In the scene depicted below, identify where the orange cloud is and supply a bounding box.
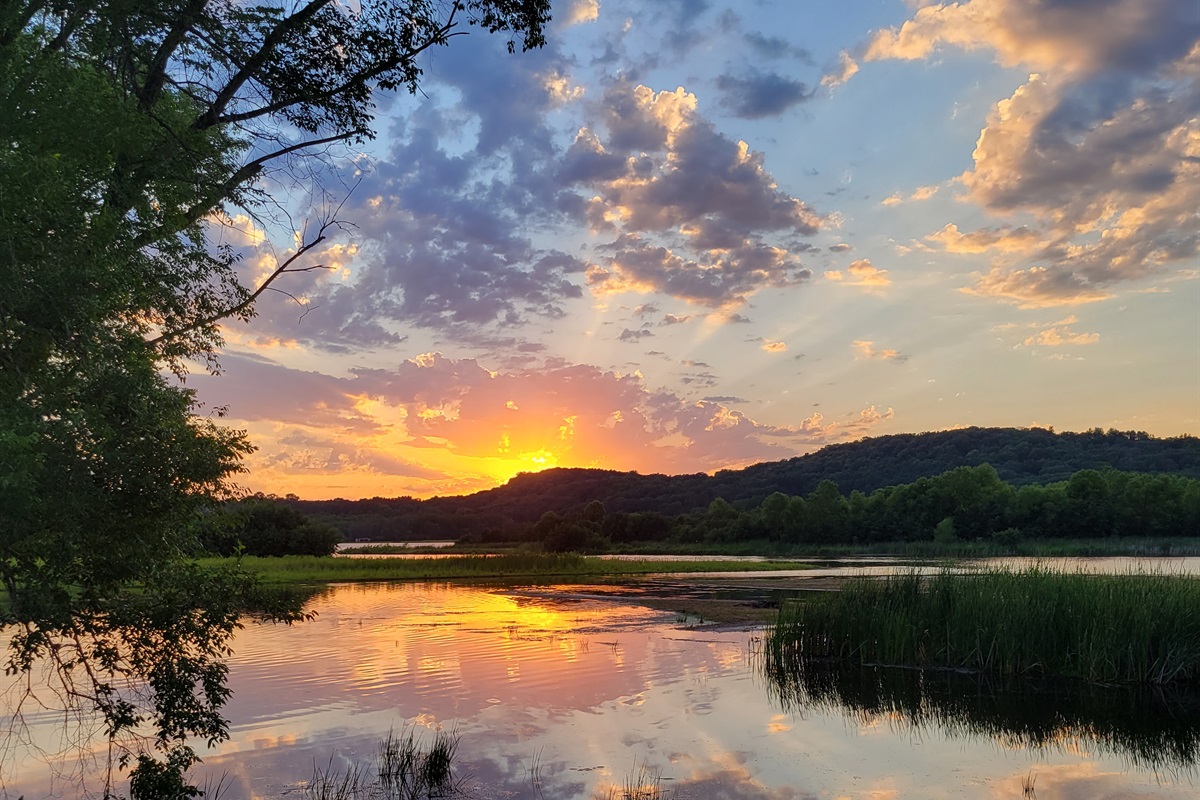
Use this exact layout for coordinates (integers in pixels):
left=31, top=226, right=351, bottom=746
left=1023, top=326, right=1100, bottom=347
left=826, top=259, right=891, bottom=288
left=853, top=340, right=907, bottom=362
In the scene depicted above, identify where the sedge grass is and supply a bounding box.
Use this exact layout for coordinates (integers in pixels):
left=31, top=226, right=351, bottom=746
left=767, top=567, right=1200, bottom=685
left=207, top=553, right=811, bottom=584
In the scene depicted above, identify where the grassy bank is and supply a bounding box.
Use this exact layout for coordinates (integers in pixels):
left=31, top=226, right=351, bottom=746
left=215, top=552, right=812, bottom=585
left=767, top=567, right=1200, bottom=684
left=349, top=537, right=1200, bottom=559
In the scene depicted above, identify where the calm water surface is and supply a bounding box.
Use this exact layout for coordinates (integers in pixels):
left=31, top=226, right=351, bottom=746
left=3, top=560, right=1198, bottom=799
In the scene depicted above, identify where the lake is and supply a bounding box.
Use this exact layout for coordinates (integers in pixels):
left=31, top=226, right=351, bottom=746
left=2, top=558, right=1198, bottom=798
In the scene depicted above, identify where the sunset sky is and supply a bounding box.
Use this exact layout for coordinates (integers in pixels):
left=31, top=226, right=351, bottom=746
left=190, top=0, right=1200, bottom=500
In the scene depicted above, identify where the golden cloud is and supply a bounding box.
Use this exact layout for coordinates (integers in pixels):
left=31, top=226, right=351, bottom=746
left=827, top=259, right=891, bottom=288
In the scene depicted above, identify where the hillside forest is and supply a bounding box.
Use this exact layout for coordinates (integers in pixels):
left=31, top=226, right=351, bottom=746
left=252, top=427, right=1200, bottom=553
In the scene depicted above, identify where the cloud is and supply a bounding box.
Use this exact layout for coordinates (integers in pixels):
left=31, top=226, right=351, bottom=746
left=825, top=258, right=891, bottom=288
left=758, top=339, right=788, bottom=353
left=926, top=223, right=1042, bottom=254
left=880, top=185, right=940, bottom=206
left=564, top=0, right=600, bottom=26
left=564, top=82, right=823, bottom=307
left=863, top=0, right=1197, bottom=78
left=659, top=313, right=692, bottom=326
left=860, top=1, right=1200, bottom=307
left=821, top=50, right=859, bottom=88
left=715, top=69, right=813, bottom=118
left=964, top=266, right=1115, bottom=308
left=588, top=235, right=811, bottom=308
left=618, top=327, right=654, bottom=342
left=1023, top=325, right=1101, bottom=347
left=743, top=32, right=812, bottom=63
left=853, top=340, right=908, bottom=362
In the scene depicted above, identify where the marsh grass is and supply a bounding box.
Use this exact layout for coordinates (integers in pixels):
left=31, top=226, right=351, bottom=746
left=767, top=567, right=1200, bottom=684
left=303, top=727, right=460, bottom=800
left=597, top=761, right=673, bottom=800
left=214, top=553, right=811, bottom=584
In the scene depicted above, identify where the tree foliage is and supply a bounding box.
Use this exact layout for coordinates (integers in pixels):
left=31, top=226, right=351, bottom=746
left=1, top=1, right=550, bottom=795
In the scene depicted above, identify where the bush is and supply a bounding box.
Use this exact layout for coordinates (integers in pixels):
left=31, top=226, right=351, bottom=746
left=200, top=499, right=342, bottom=557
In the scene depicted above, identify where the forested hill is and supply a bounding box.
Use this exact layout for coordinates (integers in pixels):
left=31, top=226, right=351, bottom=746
left=290, top=428, right=1200, bottom=540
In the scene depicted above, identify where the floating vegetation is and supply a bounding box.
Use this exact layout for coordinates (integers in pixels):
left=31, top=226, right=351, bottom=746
left=767, top=567, right=1200, bottom=684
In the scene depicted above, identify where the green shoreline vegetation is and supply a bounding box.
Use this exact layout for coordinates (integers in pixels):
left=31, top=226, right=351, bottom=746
left=217, top=552, right=814, bottom=585
left=767, top=567, right=1200, bottom=685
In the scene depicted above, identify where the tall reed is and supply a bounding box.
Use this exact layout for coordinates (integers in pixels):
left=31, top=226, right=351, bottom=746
left=767, top=567, right=1200, bottom=684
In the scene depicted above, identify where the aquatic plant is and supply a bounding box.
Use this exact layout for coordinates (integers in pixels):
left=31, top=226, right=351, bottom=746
left=596, top=761, right=673, bottom=800
left=303, top=727, right=461, bottom=800
left=767, top=567, right=1200, bottom=685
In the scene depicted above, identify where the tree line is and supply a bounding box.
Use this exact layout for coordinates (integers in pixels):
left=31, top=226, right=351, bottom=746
left=287, top=427, right=1200, bottom=540
left=476, top=466, right=1200, bottom=552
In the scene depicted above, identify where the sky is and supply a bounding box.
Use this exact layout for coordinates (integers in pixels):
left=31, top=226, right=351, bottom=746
left=189, top=0, right=1200, bottom=500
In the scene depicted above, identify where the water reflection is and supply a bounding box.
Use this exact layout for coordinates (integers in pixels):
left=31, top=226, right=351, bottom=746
left=4, top=581, right=1197, bottom=799
left=761, top=658, right=1200, bottom=775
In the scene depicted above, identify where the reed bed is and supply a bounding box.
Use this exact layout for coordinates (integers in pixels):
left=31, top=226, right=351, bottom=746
left=767, top=567, right=1200, bottom=684
left=213, top=553, right=810, bottom=584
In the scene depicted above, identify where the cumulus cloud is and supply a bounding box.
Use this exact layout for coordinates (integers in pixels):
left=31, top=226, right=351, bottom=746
left=821, top=50, right=859, bottom=88
left=758, top=338, right=788, bottom=353
left=564, top=0, right=600, bottom=26
left=964, top=266, right=1116, bottom=308
left=825, top=258, right=891, bottom=288
left=862, top=0, right=1200, bottom=307
left=926, top=222, right=1042, bottom=254
left=853, top=340, right=908, bottom=362
left=863, top=0, right=1197, bottom=77
left=715, top=69, right=813, bottom=118
left=564, top=82, right=823, bottom=309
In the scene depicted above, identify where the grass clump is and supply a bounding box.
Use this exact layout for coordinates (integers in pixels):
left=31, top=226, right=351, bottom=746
left=304, top=727, right=460, bottom=800
left=596, top=761, right=673, bottom=800
left=767, top=567, right=1200, bottom=684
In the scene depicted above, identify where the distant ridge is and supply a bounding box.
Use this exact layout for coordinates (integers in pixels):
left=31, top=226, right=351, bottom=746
left=290, top=427, right=1200, bottom=539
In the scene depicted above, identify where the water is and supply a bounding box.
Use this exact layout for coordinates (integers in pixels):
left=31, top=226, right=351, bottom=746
left=3, top=560, right=1198, bottom=799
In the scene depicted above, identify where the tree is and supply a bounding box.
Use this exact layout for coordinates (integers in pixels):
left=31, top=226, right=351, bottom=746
left=1, top=2, right=550, bottom=795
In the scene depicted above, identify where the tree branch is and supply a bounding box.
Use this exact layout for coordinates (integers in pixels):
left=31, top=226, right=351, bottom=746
left=213, top=22, right=463, bottom=128
left=146, top=219, right=338, bottom=349
left=192, top=0, right=332, bottom=131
